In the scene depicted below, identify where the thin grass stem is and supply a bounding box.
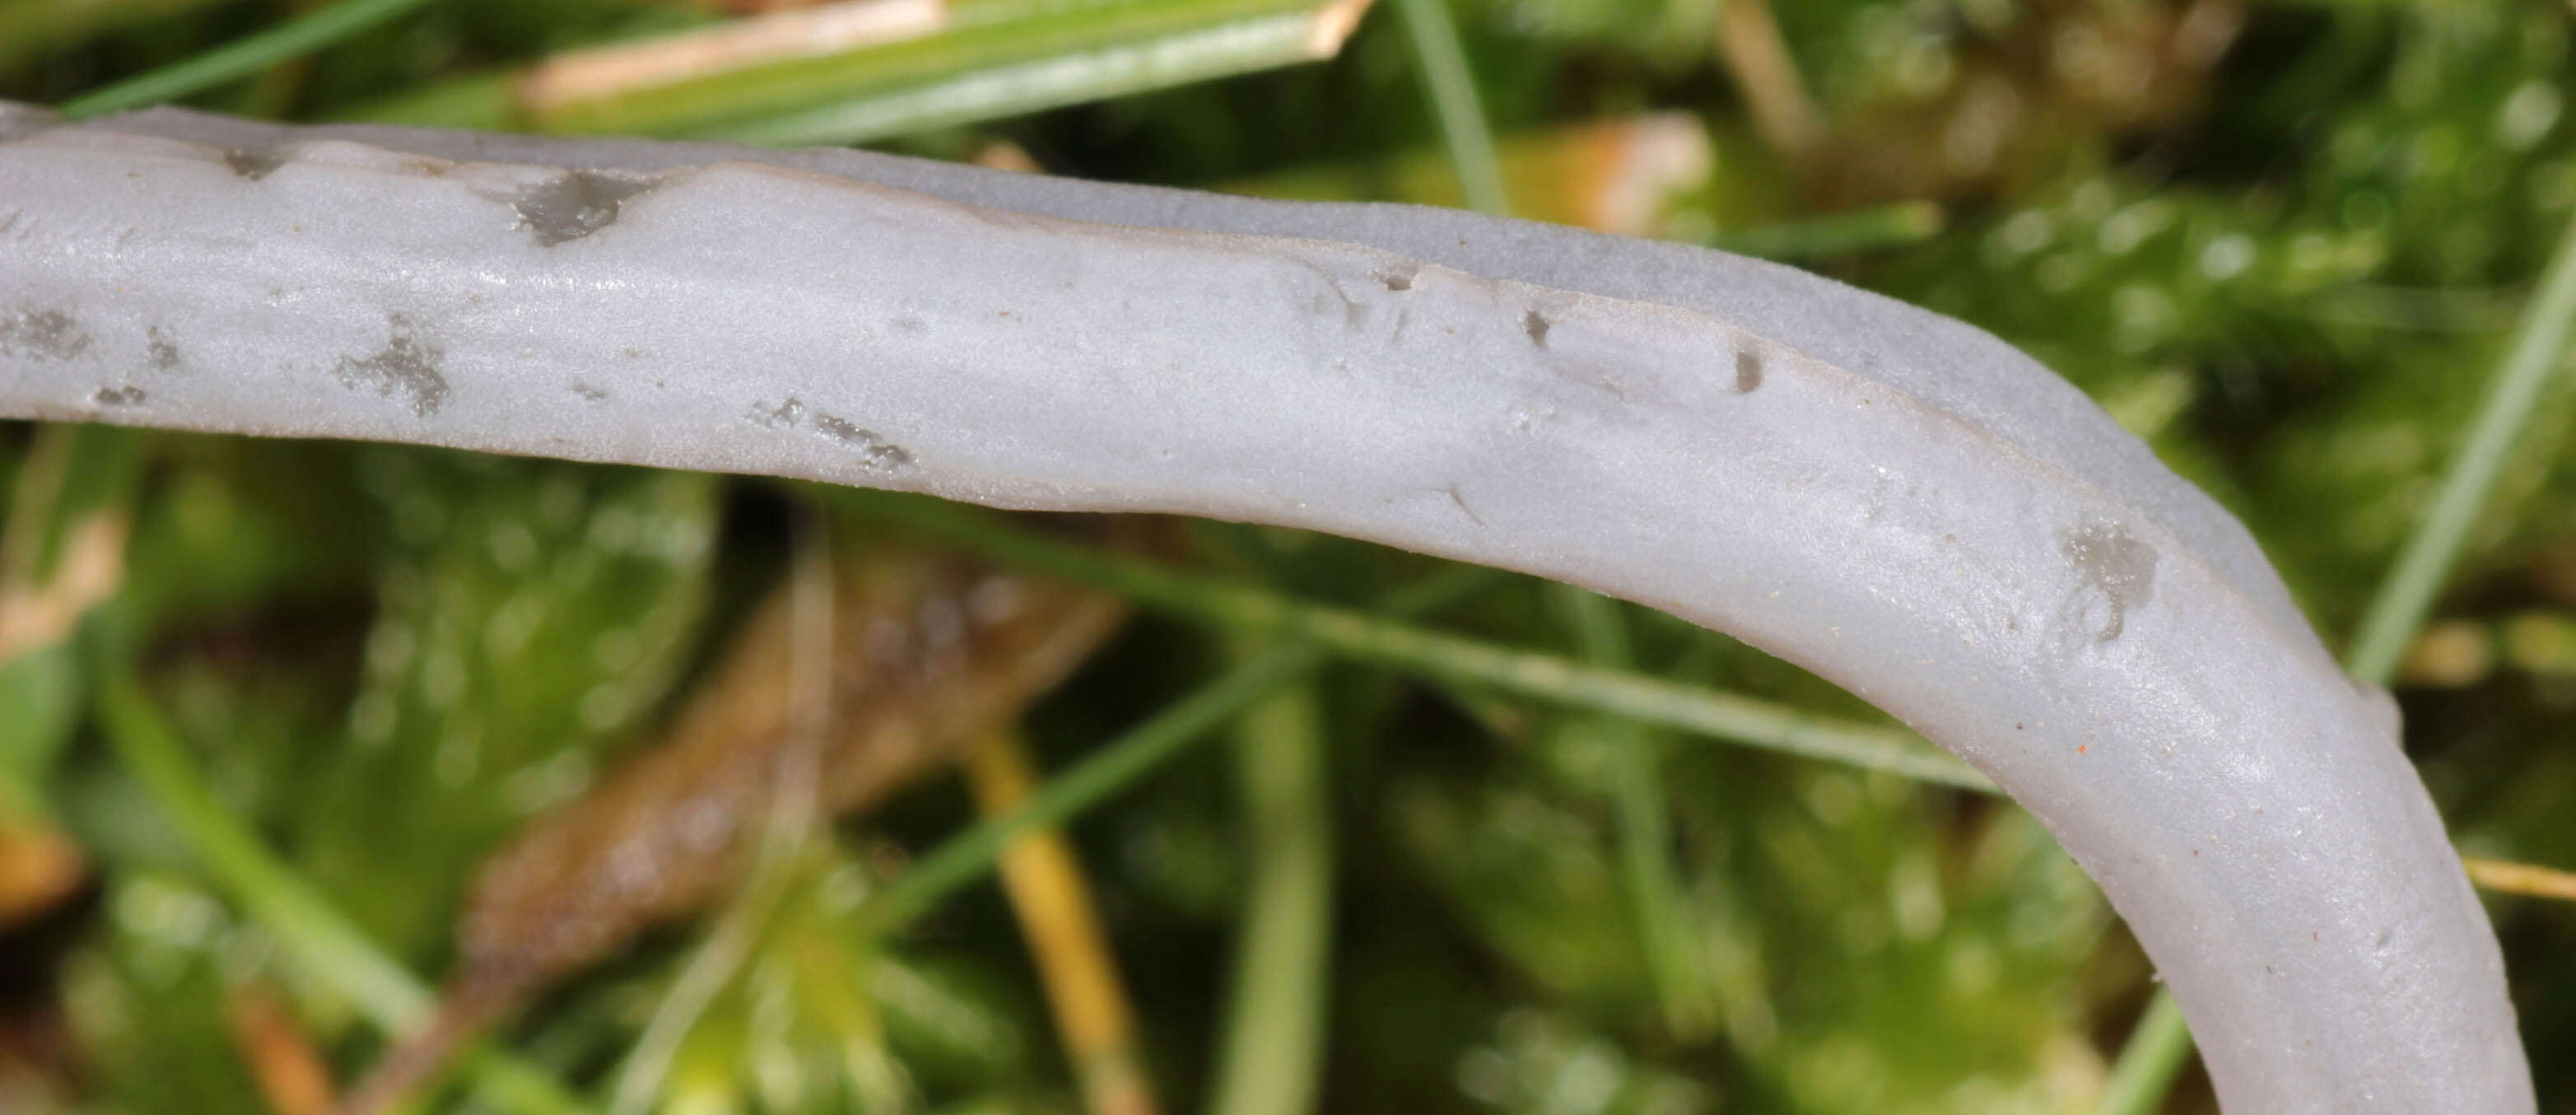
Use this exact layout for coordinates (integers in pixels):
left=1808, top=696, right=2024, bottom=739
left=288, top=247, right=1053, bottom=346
left=1205, top=641, right=1333, bottom=1115
left=1713, top=201, right=1945, bottom=259
left=816, top=489, right=1991, bottom=792
left=2463, top=856, right=2576, bottom=902
left=60, top=0, right=435, bottom=119
left=2094, top=993, right=2193, bottom=1115
left=970, top=733, right=1161, bottom=1115
left=861, top=563, right=1489, bottom=932
left=1391, top=0, right=1507, bottom=217
left=2344, top=203, right=2576, bottom=686
left=1554, top=585, right=1717, bottom=1040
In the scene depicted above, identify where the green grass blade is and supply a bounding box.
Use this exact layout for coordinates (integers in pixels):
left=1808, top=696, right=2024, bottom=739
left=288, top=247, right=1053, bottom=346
left=868, top=642, right=1323, bottom=932
left=2343, top=203, right=2576, bottom=687
left=2094, top=993, right=2193, bottom=1115
left=863, top=564, right=1489, bottom=932
left=1205, top=646, right=1334, bottom=1115
left=1554, top=585, right=1716, bottom=1040
left=58, top=0, right=436, bottom=119
left=92, top=669, right=589, bottom=1115
left=710, top=4, right=1360, bottom=147
left=1391, top=0, right=1506, bottom=217
left=819, top=489, right=1991, bottom=791
left=1713, top=201, right=1946, bottom=259
left=359, top=0, right=1372, bottom=144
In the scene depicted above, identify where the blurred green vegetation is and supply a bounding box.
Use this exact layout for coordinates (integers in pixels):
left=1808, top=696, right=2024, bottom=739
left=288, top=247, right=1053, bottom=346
left=7, top=1, right=2576, bottom=1113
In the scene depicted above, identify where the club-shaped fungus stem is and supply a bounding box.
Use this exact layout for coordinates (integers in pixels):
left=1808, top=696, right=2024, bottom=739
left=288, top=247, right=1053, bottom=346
left=0, top=100, right=2534, bottom=1114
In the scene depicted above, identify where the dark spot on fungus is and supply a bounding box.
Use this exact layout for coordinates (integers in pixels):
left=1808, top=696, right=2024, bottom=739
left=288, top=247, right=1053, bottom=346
left=331, top=313, right=449, bottom=418
left=222, top=147, right=286, bottom=180
left=1521, top=310, right=1550, bottom=347
left=747, top=396, right=912, bottom=468
left=2057, top=519, right=2158, bottom=644
left=0, top=307, right=95, bottom=362
left=91, top=385, right=145, bottom=406
left=1735, top=348, right=1764, bottom=392
left=509, top=170, right=656, bottom=246
left=748, top=396, right=807, bottom=429
left=814, top=414, right=914, bottom=469
left=145, top=328, right=181, bottom=372
left=571, top=383, right=609, bottom=402
left=1374, top=265, right=1418, bottom=292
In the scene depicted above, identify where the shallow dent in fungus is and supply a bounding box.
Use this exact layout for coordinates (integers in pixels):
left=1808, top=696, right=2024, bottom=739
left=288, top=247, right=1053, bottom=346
left=221, top=146, right=285, bottom=180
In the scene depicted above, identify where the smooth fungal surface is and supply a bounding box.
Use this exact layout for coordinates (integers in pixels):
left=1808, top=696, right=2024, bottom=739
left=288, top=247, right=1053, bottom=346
left=0, top=101, right=2534, bottom=1113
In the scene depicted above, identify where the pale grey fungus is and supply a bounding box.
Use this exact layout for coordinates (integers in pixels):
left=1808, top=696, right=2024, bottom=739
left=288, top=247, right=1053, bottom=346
left=506, top=170, right=657, bottom=246
left=331, top=312, right=449, bottom=417
left=0, top=102, right=52, bottom=142
left=0, top=306, right=93, bottom=362
left=222, top=147, right=285, bottom=180
left=0, top=104, right=2532, bottom=1115
left=91, top=384, right=144, bottom=406
left=2058, top=518, right=2159, bottom=644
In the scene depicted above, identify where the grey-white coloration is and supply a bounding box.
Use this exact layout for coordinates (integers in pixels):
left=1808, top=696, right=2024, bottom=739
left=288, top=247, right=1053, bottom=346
left=0, top=101, right=2531, bottom=1112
